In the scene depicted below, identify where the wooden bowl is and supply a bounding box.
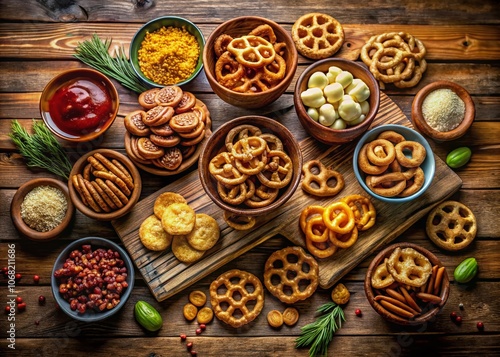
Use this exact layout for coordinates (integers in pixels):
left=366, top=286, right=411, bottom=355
left=353, top=124, right=435, bottom=204
left=203, top=16, right=298, bottom=108
left=68, top=149, right=142, bottom=221
left=51, top=237, right=135, bottom=322
left=11, top=178, right=74, bottom=241
left=365, top=242, right=450, bottom=326
left=39, top=68, right=119, bottom=142
left=198, top=116, right=302, bottom=217
left=411, top=80, right=475, bottom=141
left=129, top=16, right=205, bottom=87
left=294, top=58, right=380, bottom=145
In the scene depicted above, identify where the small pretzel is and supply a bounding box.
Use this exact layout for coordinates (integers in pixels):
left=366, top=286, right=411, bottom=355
left=341, top=194, right=376, bottom=231
left=223, top=211, right=256, bottom=231
left=371, top=258, right=395, bottom=289
left=305, top=236, right=338, bottom=259
left=231, top=69, right=275, bottom=93
left=256, top=150, right=293, bottom=189
left=386, top=247, right=432, bottom=287
left=234, top=151, right=267, bottom=176
left=249, top=24, right=277, bottom=44
left=263, top=246, right=319, bottom=304
left=299, top=205, right=325, bottom=233
left=214, top=34, right=234, bottom=57
left=395, top=140, right=426, bottom=168
left=328, top=226, right=358, bottom=249
left=209, top=152, right=248, bottom=186
left=305, top=215, right=329, bottom=243
left=259, top=133, right=283, bottom=151
left=244, top=184, right=279, bottom=208
left=377, top=130, right=405, bottom=145
left=231, top=136, right=268, bottom=162
left=209, top=269, right=264, bottom=328
left=215, top=51, right=246, bottom=89
left=301, top=160, right=344, bottom=197
left=227, top=35, right=276, bottom=68
left=322, top=201, right=355, bottom=235
left=366, top=139, right=396, bottom=166
left=225, top=124, right=262, bottom=152
left=358, top=143, right=389, bottom=175
left=398, top=167, right=425, bottom=197
left=217, top=181, right=247, bottom=205
left=365, top=172, right=407, bottom=197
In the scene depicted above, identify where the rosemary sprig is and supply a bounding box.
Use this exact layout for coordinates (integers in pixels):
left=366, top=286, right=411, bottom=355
left=9, top=120, right=73, bottom=179
left=295, top=302, right=346, bottom=357
left=73, top=33, right=149, bottom=94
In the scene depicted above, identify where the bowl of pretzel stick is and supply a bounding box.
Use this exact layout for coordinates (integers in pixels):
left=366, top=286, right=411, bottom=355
left=365, top=242, right=450, bottom=326
left=202, top=16, right=298, bottom=109
left=353, top=124, right=435, bottom=203
left=198, top=115, right=302, bottom=220
left=68, top=149, right=142, bottom=221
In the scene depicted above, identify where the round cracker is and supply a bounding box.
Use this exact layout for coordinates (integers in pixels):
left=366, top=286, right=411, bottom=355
left=162, top=202, right=196, bottom=235
left=172, top=234, right=205, bottom=264
left=139, top=214, right=172, bottom=251
left=154, top=191, right=187, bottom=219
left=186, top=213, right=220, bottom=251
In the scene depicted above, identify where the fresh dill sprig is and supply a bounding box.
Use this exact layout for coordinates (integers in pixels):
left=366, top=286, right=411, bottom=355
left=73, top=34, right=149, bottom=93
left=9, top=120, right=73, bottom=179
left=295, top=302, right=346, bottom=357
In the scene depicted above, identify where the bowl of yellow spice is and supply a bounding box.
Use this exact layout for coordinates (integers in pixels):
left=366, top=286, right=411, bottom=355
left=11, top=178, right=75, bottom=241
left=130, top=16, right=205, bottom=87
left=411, top=80, right=475, bottom=141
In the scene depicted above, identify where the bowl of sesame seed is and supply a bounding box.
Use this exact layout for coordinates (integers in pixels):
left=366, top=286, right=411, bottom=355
left=130, top=16, right=205, bottom=88
left=10, top=178, right=75, bottom=241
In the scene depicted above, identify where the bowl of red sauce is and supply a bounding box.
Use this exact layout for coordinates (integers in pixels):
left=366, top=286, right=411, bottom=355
left=40, top=68, right=119, bottom=142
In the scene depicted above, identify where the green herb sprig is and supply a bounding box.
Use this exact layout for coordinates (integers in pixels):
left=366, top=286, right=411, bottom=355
left=9, top=120, right=73, bottom=179
left=295, top=302, right=346, bottom=357
left=73, top=34, right=149, bottom=94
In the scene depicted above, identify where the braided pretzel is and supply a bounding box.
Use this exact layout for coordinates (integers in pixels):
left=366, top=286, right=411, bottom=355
left=386, top=247, right=432, bottom=287
left=301, top=160, right=345, bottom=197
left=341, top=194, right=376, bottom=231
left=209, top=269, right=264, bottom=328
left=227, top=35, right=276, bottom=68
left=263, top=246, right=319, bottom=304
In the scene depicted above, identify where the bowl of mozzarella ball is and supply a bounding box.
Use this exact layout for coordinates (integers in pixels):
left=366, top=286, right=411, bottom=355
left=293, top=58, right=380, bottom=145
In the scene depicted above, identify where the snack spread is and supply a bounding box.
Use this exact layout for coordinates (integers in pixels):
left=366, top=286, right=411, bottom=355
left=214, top=24, right=287, bottom=93
left=124, top=86, right=212, bottom=173
left=426, top=200, right=477, bottom=251
left=263, top=246, right=319, bottom=304
left=291, top=13, right=344, bottom=59
left=209, top=269, right=265, bottom=328
left=358, top=130, right=427, bottom=197
left=208, top=124, right=293, bottom=208
left=360, top=32, right=427, bottom=89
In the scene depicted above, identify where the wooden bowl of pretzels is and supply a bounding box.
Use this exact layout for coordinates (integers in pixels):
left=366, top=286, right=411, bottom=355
left=364, top=242, right=450, bottom=326
left=68, top=149, right=142, bottom=221
left=202, top=16, right=298, bottom=109
left=198, top=115, right=302, bottom=217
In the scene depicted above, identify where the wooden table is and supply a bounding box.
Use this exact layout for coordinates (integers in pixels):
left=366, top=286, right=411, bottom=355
left=1, top=1, right=499, bottom=356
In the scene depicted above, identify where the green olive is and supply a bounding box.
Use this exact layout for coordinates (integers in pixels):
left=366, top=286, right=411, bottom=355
left=446, top=147, right=472, bottom=169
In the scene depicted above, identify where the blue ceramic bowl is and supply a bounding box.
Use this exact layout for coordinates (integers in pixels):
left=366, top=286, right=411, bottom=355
left=51, top=237, right=135, bottom=322
left=353, top=124, right=435, bottom=203
left=130, top=16, right=205, bottom=87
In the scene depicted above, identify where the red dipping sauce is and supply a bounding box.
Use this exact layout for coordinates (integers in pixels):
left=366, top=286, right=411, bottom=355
left=48, top=78, right=113, bottom=137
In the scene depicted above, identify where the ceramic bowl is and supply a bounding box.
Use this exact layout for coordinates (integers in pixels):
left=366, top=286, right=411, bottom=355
left=365, top=242, right=450, bottom=326
left=198, top=115, right=302, bottom=217
left=203, top=16, right=298, bottom=108
left=10, top=178, right=74, bottom=241
left=39, top=68, right=119, bottom=142
left=294, top=58, right=380, bottom=145
left=353, top=124, right=435, bottom=204
left=51, top=236, right=135, bottom=322
left=68, top=149, right=142, bottom=221
left=130, top=16, right=205, bottom=87
left=411, top=80, right=475, bottom=141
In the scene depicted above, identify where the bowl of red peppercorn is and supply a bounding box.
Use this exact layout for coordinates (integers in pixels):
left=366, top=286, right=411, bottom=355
left=51, top=237, right=135, bottom=322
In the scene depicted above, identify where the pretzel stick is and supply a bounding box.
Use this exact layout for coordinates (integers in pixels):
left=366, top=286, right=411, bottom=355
left=426, top=265, right=438, bottom=294
left=105, top=180, right=129, bottom=205
left=87, top=155, right=108, bottom=172
left=84, top=180, right=111, bottom=213
left=385, top=288, right=406, bottom=303
left=95, top=178, right=123, bottom=208
left=83, top=163, right=92, bottom=181
left=94, top=153, right=135, bottom=190
left=93, top=170, right=131, bottom=196
left=416, top=292, right=442, bottom=304
left=378, top=299, right=415, bottom=319
left=433, top=266, right=446, bottom=295
left=76, top=174, right=101, bottom=212
left=71, top=174, right=87, bottom=206
left=399, top=286, right=422, bottom=313
left=111, top=159, right=132, bottom=181
left=91, top=181, right=117, bottom=210
left=374, top=295, right=419, bottom=315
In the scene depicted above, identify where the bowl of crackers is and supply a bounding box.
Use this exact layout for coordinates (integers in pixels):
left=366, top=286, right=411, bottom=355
left=202, top=16, right=298, bottom=108
left=353, top=124, right=435, bottom=203
left=364, top=242, right=450, bottom=326
left=293, top=58, right=380, bottom=145
left=68, top=149, right=142, bottom=221
left=123, top=86, right=212, bottom=176
left=198, top=115, right=302, bottom=220
left=129, top=16, right=205, bottom=87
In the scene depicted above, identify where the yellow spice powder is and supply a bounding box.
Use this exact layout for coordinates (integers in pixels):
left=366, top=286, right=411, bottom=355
left=138, top=26, right=200, bottom=85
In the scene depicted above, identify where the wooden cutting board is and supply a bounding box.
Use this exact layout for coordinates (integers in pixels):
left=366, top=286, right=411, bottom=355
left=112, top=92, right=462, bottom=301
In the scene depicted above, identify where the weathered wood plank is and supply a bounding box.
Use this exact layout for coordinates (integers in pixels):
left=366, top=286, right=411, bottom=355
left=1, top=23, right=499, bottom=61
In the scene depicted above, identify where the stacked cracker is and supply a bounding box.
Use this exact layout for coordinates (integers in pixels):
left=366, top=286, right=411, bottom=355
left=139, top=192, right=220, bottom=263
